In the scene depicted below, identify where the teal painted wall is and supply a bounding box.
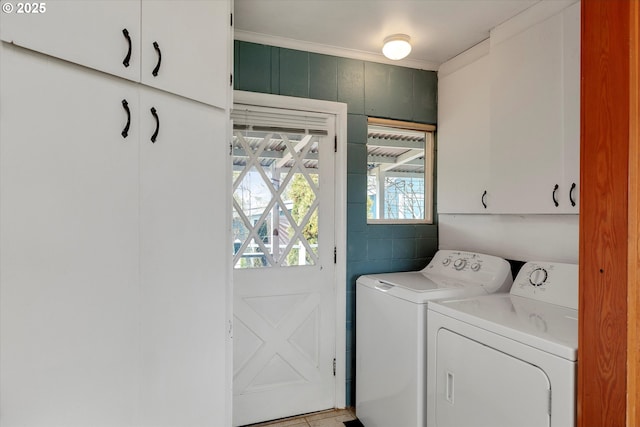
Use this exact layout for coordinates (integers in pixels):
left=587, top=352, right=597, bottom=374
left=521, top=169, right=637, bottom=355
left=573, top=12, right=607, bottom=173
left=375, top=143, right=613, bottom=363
left=234, top=40, right=439, bottom=406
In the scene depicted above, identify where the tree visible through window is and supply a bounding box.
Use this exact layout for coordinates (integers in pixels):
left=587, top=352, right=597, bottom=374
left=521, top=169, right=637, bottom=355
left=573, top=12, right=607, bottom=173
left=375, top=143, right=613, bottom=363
left=366, top=119, right=435, bottom=223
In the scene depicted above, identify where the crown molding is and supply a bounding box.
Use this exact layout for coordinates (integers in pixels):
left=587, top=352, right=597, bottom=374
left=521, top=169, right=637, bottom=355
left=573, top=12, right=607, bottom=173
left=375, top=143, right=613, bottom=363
left=438, top=39, right=490, bottom=77
left=234, top=30, right=439, bottom=71
left=490, top=0, right=577, bottom=46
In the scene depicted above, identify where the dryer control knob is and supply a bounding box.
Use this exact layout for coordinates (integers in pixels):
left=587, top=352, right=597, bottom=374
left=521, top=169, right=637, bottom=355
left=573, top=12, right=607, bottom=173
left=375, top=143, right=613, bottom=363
left=442, top=258, right=451, bottom=266
left=471, top=263, right=481, bottom=272
left=453, top=258, right=467, bottom=270
left=529, top=268, right=548, bottom=287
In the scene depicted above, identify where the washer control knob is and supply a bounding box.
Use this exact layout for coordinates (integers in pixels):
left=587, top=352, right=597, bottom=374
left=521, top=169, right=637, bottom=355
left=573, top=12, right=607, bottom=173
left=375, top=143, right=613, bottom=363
left=471, top=263, right=481, bottom=272
left=453, top=258, right=467, bottom=270
left=442, top=258, right=451, bottom=266
left=529, top=268, right=548, bottom=287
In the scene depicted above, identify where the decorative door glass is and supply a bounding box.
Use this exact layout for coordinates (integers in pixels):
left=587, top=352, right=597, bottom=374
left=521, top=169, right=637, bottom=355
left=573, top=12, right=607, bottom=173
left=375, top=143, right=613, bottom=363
left=232, top=128, right=322, bottom=268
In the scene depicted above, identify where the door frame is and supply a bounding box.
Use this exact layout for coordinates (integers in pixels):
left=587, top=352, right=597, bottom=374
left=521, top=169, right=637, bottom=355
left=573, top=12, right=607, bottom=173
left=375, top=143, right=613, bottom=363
left=232, top=90, right=348, bottom=408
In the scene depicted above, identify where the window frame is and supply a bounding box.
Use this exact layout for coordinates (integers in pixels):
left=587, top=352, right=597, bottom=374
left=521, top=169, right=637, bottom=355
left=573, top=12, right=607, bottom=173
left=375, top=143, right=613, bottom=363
left=366, top=117, right=436, bottom=224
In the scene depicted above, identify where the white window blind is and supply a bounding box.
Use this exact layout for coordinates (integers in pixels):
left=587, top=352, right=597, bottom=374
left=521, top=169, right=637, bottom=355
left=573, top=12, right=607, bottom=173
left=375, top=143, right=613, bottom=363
left=231, top=105, right=330, bottom=135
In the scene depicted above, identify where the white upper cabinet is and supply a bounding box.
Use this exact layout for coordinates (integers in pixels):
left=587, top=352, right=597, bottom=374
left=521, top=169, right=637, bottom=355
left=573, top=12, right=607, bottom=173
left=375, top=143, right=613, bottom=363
left=140, top=0, right=230, bottom=108
left=437, top=43, right=491, bottom=213
left=0, top=0, right=230, bottom=108
left=489, top=12, right=565, bottom=213
left=0, top=1, right=141, bottom=82
left=437, top=1, right=580, bottom=215
left=562, top=2, right=581, bottom=213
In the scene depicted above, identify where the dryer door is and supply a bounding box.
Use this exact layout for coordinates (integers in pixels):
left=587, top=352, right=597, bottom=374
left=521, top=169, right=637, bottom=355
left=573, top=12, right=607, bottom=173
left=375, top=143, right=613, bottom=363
left=435, top=329, right=551, bottom=427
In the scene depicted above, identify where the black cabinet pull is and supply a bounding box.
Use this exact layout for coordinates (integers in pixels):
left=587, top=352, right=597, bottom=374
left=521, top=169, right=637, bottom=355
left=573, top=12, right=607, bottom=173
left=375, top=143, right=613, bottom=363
left=482, top=190, right=487, bottom=209
left=122, top=29, right=132, bottom=68
left=570, top=182, right=577, bottom=207
left=553, top=184, right=559, bottom=207
left=152, top=41, right=162, bottom=77
left=121, top=99, right=130, bottom=138
left=150, top=107, right=159, bottom=143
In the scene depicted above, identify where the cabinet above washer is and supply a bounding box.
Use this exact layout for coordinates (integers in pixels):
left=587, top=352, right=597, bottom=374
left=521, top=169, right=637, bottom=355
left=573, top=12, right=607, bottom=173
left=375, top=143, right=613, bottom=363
left=437, top=1, right=580, bottom=214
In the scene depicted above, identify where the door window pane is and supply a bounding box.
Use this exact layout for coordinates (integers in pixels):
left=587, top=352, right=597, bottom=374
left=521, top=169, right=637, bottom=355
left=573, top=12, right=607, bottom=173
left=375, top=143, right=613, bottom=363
left=232, top=129, right=322, bottom=268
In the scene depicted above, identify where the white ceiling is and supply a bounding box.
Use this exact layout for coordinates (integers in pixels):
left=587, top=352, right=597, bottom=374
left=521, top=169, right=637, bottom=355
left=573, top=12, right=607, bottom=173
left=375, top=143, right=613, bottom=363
left=234, top=0, right=541, bottom=70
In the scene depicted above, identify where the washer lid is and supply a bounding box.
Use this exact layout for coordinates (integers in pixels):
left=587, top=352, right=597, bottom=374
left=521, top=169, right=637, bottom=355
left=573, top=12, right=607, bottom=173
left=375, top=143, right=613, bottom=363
left=429, top=293, right=577, bottom=361
left=362, top=271, right=462, bottom=292
left=357, top=271, right=490, bottom=304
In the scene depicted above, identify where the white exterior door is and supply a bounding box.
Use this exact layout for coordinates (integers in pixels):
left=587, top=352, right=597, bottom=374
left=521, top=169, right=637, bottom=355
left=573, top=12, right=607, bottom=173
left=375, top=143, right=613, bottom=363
left=232, top=107, right=336, bottom=426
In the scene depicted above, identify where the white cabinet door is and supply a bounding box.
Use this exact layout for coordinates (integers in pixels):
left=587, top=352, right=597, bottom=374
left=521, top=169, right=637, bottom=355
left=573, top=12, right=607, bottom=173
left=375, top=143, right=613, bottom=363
left=438, top=54, right=491, bottom=213
left=0, top=0, right=141, bottom=82
left=0, top=45, right=140, bottom=427
left=561, top=2, right=580, bottom=213
left=1, top=0, right=231, bottom=108
left=141, top=0, right=230, bottom=108
left=490, top=13, right=565, bottom=213
left=1, top=44, right=230, bottom=427
left=139, top=88, right=229, bottom=426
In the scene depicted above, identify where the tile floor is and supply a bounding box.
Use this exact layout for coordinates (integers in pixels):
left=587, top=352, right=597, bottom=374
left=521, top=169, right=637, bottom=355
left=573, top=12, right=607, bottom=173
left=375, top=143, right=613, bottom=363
left=244, top=408, right=357, bottom=427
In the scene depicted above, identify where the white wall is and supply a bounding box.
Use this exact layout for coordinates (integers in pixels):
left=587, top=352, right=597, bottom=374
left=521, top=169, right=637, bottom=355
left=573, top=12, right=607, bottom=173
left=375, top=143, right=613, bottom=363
left=438, top=214, right=579, bottom=263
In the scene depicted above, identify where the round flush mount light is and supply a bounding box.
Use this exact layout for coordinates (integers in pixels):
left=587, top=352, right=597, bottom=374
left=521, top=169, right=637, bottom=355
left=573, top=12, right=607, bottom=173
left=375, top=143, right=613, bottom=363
left=382, top=34, right=412, bottom=60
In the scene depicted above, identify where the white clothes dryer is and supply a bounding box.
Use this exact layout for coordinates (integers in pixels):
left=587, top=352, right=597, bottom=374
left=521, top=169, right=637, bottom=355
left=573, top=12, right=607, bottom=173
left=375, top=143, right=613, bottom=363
left=356, top=250, right=513, bottom=427
left=427, top=261, right=578, bottom=427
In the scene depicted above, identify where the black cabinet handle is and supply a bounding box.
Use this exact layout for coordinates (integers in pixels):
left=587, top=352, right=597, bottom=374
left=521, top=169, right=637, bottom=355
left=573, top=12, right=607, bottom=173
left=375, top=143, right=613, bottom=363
left=152, top=41, right=162, bottom=77
left=570, top=182, right=577, bottom=207
left=150, top=107, right=159, bottom=143
left=121, top=99, right=130, bottom=138
left=553, top=184, right=559, bottom=207
left=122, top=29, right=132, bottom=68
left=482, top=190, right=487, bottom=209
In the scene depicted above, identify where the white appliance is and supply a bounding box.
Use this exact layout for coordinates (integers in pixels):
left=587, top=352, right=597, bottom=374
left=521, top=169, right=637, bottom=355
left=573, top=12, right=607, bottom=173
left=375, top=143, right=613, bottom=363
left=427, top=261, right=578, bottom=427
left=356, top=250, right=513, bottom=427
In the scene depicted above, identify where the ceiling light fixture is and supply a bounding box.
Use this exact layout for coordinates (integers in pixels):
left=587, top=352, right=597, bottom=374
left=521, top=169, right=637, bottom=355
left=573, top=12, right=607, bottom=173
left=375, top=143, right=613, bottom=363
left=382, top=34, right=412, bottom=60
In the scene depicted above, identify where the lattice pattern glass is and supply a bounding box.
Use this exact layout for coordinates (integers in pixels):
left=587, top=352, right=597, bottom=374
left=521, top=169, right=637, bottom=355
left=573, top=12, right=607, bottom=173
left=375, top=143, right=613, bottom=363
left=232, top=130, right=320, bottom=268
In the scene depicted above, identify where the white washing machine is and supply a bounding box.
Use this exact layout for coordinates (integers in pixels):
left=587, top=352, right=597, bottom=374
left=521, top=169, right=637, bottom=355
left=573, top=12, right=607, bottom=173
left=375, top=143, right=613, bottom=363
left=427, top=261, right=578, bottom=427
left=355, top=250, right=513, bottom=427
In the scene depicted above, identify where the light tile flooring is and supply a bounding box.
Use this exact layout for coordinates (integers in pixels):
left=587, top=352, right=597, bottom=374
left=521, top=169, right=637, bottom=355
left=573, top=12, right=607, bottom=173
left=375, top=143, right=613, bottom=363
left=244, top=408, right=357, bottom=427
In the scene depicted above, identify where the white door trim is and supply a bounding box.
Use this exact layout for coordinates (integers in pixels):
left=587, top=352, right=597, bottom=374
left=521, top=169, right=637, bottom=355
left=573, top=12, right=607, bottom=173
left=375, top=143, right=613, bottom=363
left=233, top=90, right=348, bottom=408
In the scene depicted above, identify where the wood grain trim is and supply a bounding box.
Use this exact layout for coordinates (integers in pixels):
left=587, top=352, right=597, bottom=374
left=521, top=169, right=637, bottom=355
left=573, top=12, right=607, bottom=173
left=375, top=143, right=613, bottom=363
left=367, top=117, right=436, bottom=132
left=628, top=0, right=640, bottom=424
left=579, top=1, right=631, bottom=425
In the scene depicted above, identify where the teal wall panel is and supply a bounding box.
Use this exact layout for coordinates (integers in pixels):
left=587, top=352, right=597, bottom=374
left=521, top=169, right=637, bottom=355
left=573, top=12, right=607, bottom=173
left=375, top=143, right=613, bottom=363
left=338, top=58, right=365, bottom=114
left=271, top=47, right=280, bottom=94
left=413, top=69, right=438, bottom=123
left=347, top=114, right=367, bottom=144
left=388, top=66, right=414, bottom=120
left=364, top=62, right=390, bottom=117
left=347, top=173, right=367, bottom=204
left=280, top=48, right=309, bottom=97
left=236, top=41, right=273, bottom=93
left=234, top=40, right=438, bottom=407
left=310, top=53, right=338, bottom=101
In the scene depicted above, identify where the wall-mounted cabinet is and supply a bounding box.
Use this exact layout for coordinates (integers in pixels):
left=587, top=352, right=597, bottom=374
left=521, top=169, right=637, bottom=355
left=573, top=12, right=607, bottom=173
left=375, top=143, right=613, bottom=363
left=437, top=1, right=580, bottom=214
left=0, top=0, right=229, bottom=108
left=437, top=45, right=491, bottom=213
